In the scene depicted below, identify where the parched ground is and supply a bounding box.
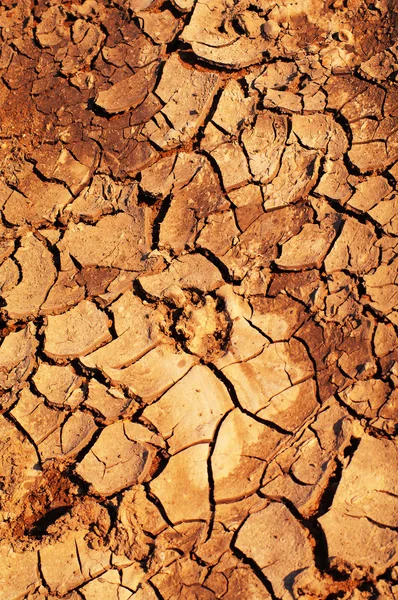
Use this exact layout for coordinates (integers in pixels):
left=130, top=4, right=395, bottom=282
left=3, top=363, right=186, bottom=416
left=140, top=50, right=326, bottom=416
left=0, top=0, right=398, bottom=599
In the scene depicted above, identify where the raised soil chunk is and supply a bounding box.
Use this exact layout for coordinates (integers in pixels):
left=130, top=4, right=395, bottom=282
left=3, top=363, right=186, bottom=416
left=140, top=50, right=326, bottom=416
left=2, top=233, right=56, bottom=319
left=0, top=546, right=40, bottom=600
left=368, top=193, right=398, bottom=236
left=143, top=365, right=234, bottom=454
left=58, top=210, right=151, bottom=272
left=95, top=61, right=160, bottom=114
left=201, top=120, right=229, bottom=152
left=262, top=144, right=320, bottom=210
left=348, top=140, right=398, bottom=173
left=340, top=378, right=390, bottom=420
left=254, top=61, right=300, bottom=92
left=347, top=176, right=392, bottom=212
left=180, top=0, right=271, bottom=68
left=221, top=204, right=312, bottom=279
left=150, top=443, right=211, bottom=523
left=3, top=170, right=72, bottom=227
left=81, top=324, right=157, bottom=371
left=262, top=88, right=302, bottom=113
left=196, top=210, right=240, bottom=257
left=374, top=322, right=398, bottom=357
left=104, top=345, right=198, bottom=404
left=211, top=80, right=254, bottom=136
left=81, top=291, right=162, bottom=371
left=139, top=254, right=224, bottom=299
left=363, top=256, right=398, bottom=318
left=0, top=415, right=40, bottom=534
left=111, top=290, right=157, bottom=336
left=0, top=258, right=19, bottom=292
left=275, top=223, right=336, bottom=271
left=261, top=400, right=352, bottom=517
left=40, top=533, right=111, bottom=595
left=66, top=174, right=125, bottom=223
left=11, top=387, right=65, bottom=446
left=291, top=113, right=348, bottom=159
left=250, top=294, right=306, bottom=341
left=145, top=54, right=219, bottom=149
left=75, top=420, right=156, bottom=496
left=340, top=379, right=397, bottom=435
left=44, top=300, right=112, bottom=360
left=222, top=340, right=314, bottom=414
left=61, top=410, right=97, bottom=456
left=213, top=316, right=267, bottom=369
left=324, top=218, right=379, bottom=275
left=315, top=159, right=351, bottom=203
left=40, top=268, right=85, bottom=316
left=139, top=154, right=178, bottom=199
left=157, top=158, right=228, bottom=253
left=257, top=379, right=319, bottom=433
left=319, top=436, right=398, bottom=575
left=34, top=144, right=91, bottom=196
left=210, top=142, right=251, bottom=192
left=0, top=323, right=38, bottom=390
left=33, top=363, right=84, bottom=408
left=140, top=151, right=223, bottom=201
left=211, top=409, right=287, bottom=502
left=235, top=503, right=315, bottom=599
left=84, top=379, right=136, bottom=424
left=241, top=111, right=288, bottom=183
left=136, top=9, right=180, bottom=44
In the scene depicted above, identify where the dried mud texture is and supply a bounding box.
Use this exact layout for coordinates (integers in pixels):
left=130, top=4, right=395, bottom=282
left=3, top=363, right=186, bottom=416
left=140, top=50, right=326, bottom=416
left=0, top=0, right=398, bottom=599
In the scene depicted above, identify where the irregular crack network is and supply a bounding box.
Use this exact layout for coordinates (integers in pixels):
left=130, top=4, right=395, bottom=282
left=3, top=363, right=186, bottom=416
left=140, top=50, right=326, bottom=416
left=0, top=0, right=398, bottom=598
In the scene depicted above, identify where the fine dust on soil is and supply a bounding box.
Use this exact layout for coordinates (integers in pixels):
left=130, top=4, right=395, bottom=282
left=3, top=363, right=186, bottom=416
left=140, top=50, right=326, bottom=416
left=0, top=0, right=398, bottom=599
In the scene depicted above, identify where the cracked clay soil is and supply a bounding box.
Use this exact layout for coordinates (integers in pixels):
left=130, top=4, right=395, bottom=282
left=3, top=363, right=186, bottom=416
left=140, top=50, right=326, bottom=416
left=0, top=0, right=398, bottom=599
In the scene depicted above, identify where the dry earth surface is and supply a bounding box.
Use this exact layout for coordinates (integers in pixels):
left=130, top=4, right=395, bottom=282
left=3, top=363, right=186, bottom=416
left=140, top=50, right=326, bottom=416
left=0, top=0, right=398, bottom=598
